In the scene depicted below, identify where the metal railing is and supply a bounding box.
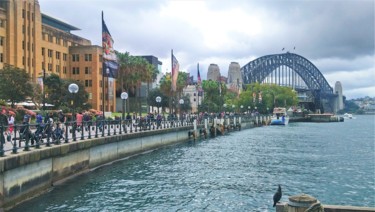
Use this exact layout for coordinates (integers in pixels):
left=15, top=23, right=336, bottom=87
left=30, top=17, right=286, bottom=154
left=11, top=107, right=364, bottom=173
left=0, top=114, right=264, bottom=157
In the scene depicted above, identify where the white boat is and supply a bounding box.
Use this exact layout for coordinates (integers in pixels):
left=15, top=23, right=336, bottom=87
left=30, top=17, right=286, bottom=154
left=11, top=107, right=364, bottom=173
left=343, top=113, right=356, bottom=119
left=270, top=107, right=289, bottom=125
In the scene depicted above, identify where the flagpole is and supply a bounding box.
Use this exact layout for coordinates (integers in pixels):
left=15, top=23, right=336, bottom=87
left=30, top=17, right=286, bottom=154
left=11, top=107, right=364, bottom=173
left=101, top=11, right=105, bottom=119
left=197, top=63, right=199, bottom=115
left=170, top=49, right=176, bottom=116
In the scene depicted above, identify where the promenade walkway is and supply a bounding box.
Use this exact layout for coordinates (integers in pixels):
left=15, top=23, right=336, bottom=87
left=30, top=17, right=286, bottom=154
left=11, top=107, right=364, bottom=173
left=1, top=115, right=256, bottom=157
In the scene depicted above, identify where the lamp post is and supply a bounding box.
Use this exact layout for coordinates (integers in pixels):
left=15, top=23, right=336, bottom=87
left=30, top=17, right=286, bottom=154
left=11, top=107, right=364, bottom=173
left=232, top=104, right=235, bottom=113
left=240, top=105, right=243, bottom=114
left=68, top=83, right=79, bottom=121
left=121, top=92, right=128, bottom=120
left=106, top=68, right=110, bottom=113
left=179, top=99, right=184, bottom=121
left=156, top=96, right=162, bottom=114
left=42, top=70, right=46, bottom=111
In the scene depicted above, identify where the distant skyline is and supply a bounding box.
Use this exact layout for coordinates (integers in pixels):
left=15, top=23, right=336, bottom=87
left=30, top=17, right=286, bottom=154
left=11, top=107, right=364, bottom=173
left=39, top=0, right=374, bottom=99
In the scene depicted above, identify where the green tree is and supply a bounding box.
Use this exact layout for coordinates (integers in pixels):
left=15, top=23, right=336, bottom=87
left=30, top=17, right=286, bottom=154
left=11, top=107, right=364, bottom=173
left=44, top=74, right=90, bottom=112
left=238, top=83, right=298, bottom=113
left=201, top=80, right=226, bottom=112
left=0, top=66, right=33, bottom=108
left=44, top=74, right=64, bottom=108
left=147, top=88, right=169, bottom=113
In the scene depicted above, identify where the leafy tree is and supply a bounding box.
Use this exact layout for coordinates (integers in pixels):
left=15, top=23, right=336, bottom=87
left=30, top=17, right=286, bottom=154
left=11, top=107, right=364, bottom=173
left=201, top=80, right=226, bottom=112
left=237, top=83, right=298, bottom=113
left=0, top=66, right=33, bottom=108
left=147, top=88, right=169, bottom=113
left=117, top=52, right=158, bottom=114
left=43, top=74, right=90, bottom=112
left=44, top=74, right=64, bottom=109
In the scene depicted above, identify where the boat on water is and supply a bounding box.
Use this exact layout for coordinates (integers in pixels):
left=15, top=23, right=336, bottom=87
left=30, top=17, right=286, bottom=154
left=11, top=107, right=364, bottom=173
left=270, top=107, right=289, bottom=125
left=343, top=113, right=356, bottom=119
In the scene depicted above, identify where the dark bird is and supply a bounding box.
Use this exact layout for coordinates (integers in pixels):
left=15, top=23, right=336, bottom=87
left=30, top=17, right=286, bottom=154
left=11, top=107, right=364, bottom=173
left=273, top=185, right=282, bottom=207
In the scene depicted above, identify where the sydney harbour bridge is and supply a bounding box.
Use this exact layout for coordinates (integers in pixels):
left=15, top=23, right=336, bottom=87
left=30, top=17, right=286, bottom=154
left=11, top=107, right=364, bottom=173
left=240, top=52, right=343, bottom=113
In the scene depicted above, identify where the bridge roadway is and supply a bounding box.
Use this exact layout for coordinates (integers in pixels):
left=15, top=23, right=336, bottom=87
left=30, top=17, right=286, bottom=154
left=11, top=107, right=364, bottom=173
left=0, top=115, right=259, bottom=157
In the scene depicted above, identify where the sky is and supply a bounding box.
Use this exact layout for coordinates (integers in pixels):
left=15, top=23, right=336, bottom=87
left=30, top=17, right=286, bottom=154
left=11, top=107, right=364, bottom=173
left=38, top=0, right=374, bottom=100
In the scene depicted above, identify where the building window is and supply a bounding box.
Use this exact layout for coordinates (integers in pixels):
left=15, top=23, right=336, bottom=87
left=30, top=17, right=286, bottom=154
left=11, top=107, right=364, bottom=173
left=72, top=67, right=80, bottom=75
left=42, top=48, right=45, bottom=56
left=56, top=51, right=60, bottom=60
left=85, top=80, right=92, bottom=87
left=0, top=19, right=4, bottom=28
left=85, top=67, right=92, bottom=74
left=0, top=36, right=3, bottom=46
left=63, top=40, right=68, bottom=47
left=85, top=54, right=92, bottom=61
left=23, top=57, right=25, bottom=65
left=48, top=35, right=53, bottom=42
left=89, top=93, right=92, bottom=100
left=48, top=49, right=53, bottom=58
left=42, top=62, right=45, bottom=70
left=63, top=53, right=67, bottom=61
left=56, top=37, right=60, bottom=45
left=194, top=98, right=196, bottom=102
left=48, top=63, right=52, bottom=71
left=56, top=65, right=60, bottom=73
left=72, top=54, right=79, bottom=62
left=22, top=41, right=25, bottom=49
left=0, top=53, right=3, bottom=63
left=63, top=66, right=67, bottom=74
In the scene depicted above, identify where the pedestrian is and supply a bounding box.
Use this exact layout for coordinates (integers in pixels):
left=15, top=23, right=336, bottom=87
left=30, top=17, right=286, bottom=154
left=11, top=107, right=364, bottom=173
left=36, top=112, right=43, bottom=124
left=7, top=113, right=14, bottom=134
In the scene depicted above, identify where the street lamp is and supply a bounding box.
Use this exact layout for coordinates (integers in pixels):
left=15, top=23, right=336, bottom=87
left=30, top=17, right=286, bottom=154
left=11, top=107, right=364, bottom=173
left=41, top=70, right=46, bottom=111
left=179, top=99, right=184, bottom=120
left=156, top=96, right=162, bottom=114
left=68, top=83, right=79, bottom=121
left=121, top=92, right=128, bottom=120
left=240, top=105, right=243, bottom=114
left=232, top=104, right=235, bottom=113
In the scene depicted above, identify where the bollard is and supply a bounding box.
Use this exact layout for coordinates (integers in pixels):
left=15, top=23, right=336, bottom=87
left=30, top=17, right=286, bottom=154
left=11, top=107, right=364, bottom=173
left=65, top=123, right=69, bottom=143
left=88, top=122, right=92, bottom=139
left=287, top=194, right=323, bottom=212
left=24, top=123, right=30, bottom=151
left=12, top=125, right=18, bottom=154
left=0, top=125, right=4, bottom=157
left=95, top=122, right=98, bottom=138
left=107, top=120, right=110, bottom=136
left=81, top=124, right=84, bottom=140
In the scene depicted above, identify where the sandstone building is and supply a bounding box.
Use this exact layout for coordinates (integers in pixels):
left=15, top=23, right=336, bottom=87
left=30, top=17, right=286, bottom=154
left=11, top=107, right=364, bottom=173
left=0, top=0, right=115, bottom=111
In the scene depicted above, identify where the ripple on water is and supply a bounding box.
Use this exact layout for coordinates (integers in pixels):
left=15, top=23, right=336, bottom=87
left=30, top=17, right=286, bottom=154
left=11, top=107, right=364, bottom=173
left=9, top=116, right=375, bottom=211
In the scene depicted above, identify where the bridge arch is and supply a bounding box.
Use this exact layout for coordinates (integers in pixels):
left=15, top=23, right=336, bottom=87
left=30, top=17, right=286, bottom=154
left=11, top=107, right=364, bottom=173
left=241, top=52, right=333, bottom=95
left=240, top=52, right=336, bottom=112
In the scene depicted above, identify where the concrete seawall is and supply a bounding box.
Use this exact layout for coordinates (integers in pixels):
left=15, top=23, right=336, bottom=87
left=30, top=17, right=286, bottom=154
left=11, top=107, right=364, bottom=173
left=0, top=126, right=195, bottom=210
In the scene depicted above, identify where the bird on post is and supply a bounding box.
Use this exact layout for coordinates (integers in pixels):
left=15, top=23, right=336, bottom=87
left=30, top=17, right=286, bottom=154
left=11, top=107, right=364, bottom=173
left=273, top=184, right=282, bottom=207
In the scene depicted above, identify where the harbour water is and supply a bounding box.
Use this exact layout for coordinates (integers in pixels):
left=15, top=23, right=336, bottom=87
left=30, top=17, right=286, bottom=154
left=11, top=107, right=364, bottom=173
left=11, top=115, right=375, bottom=211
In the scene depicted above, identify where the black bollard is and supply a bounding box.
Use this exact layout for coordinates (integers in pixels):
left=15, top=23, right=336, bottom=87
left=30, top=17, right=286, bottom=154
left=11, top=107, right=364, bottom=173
left=95, top=121, right=98, bottom=138
left=35, top=124, right=40, bottom=149
left=0, top=125, right=4, bottom=157
left=24, top=123, right=30, bottom=151
left=46, top=122, right=51, bottom=147
left=12, top=125, right=17, bottom=154
left=80, top=124, right=84, bottom=140
left=65, top=123, right=69, bottom=143
left=107, top=120, right=110, bottom=136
